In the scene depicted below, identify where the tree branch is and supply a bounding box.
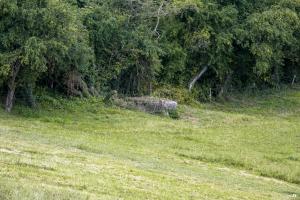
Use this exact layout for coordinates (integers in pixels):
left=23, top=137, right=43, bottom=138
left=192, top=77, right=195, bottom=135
left=153, top=1, right=165, bottom=38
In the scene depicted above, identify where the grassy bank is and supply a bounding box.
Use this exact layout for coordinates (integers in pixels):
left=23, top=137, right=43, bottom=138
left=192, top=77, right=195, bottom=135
left=0, top=88, right=299, bottom=199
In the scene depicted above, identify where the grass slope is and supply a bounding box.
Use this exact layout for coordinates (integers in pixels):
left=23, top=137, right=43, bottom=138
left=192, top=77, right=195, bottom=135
left=0, top=88, right=299, bottom=199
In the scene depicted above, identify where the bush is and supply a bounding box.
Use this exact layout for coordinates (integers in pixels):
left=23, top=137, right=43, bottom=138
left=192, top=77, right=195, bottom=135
left=168, top=109, right=180, bottom=119
left=153, top=85, right=195, bottom=104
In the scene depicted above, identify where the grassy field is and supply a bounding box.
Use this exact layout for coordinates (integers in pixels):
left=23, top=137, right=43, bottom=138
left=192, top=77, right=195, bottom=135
left=0, top=88, right=299, bottom=200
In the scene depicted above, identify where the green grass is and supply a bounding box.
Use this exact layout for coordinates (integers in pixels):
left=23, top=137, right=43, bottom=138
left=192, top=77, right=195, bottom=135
left=0, top=88, right=299, bottom=199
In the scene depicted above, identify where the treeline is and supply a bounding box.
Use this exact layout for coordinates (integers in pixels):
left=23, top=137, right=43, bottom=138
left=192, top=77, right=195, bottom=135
left=0, top=0, right=299, bottom=111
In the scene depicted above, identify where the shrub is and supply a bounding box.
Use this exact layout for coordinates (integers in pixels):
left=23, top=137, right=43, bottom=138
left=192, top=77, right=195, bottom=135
left=153, top=85, right=195, bottom=104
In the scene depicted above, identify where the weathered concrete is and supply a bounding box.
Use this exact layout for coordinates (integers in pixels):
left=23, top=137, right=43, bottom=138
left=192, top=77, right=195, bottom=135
left=125, top=96, right=177, bottom=114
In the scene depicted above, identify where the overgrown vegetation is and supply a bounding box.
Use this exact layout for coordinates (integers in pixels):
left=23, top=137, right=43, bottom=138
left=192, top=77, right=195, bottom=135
left=1, top=0, right=300, bottom=111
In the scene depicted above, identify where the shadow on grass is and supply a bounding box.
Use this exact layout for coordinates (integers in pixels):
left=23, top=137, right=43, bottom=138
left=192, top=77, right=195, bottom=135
left=202, top=87, right=300, bottom=118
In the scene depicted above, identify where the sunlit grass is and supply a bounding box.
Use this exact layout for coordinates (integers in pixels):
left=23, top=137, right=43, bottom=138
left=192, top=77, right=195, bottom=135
left=0, top=88, right=299, bottom=199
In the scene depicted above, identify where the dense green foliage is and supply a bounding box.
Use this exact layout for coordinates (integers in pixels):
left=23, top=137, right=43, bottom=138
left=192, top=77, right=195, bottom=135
left=0, top=0, right=299, bottom=110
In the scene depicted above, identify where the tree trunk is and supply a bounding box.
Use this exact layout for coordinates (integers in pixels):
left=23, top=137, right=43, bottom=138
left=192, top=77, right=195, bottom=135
left=24, top=84, right=36, bottom=108
left=189, top=66, right=208, bottom=92
left=292, top=75, right=296, bottom=86
left=218, top=72, right=232, bottom=99
left=5, top=62, right=20, bottom=113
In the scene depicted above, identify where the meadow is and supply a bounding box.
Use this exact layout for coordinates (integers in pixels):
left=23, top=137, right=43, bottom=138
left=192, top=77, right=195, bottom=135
left=0, top=88, right=299, bottom=200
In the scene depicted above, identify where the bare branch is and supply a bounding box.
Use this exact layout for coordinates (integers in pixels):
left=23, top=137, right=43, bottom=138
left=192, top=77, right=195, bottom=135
left=189, top=66, right=208, bottom=92
left=153, top=1, right=165, bottom=38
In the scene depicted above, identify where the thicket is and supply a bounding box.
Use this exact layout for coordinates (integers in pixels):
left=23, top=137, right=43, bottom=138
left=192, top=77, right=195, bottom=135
left=0, top=0, right=299, bottom=111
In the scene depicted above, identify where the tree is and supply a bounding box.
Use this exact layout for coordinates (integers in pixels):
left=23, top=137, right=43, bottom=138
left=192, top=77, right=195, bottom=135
left=0, top=0, right=93, bottom=111
left=237, top=3, right=300, bottom=85
left=1, top=0, right=300, bottom=110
